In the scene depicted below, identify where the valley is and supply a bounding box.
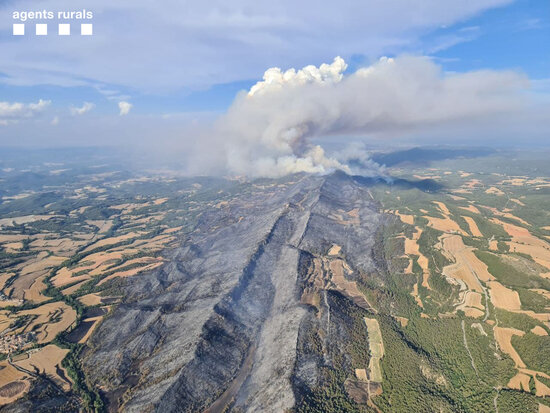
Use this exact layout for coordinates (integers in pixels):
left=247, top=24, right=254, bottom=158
left=0, top=148, right=549, bottom=412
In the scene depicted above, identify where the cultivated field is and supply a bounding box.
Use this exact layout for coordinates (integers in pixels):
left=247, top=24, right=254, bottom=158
left=0, top=164, right=193, bottom=406
left=364, top=318, right=384, bottom=383
left=374, top=151, right=550, bottom=411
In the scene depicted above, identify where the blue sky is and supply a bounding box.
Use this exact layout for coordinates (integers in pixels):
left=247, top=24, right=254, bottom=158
left=0, top=0, right=548, bottom=146
left=424, top=0, right=549, bottom=77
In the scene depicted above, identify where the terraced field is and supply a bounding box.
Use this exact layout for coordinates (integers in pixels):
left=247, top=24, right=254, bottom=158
left=370, top=150, right=550, bottom=412
left=0, top=161, right=238, bottom=409
left=0, top=148, right=549, bottom=412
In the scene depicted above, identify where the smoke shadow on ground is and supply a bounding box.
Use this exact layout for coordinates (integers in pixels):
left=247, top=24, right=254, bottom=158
left=353, top=175, right=445, bottom=193
left=371, top=147, right=495, bottom=167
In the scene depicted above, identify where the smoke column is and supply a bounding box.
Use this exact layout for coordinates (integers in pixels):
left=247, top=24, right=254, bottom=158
left=197, top=55, right=527, bottom=177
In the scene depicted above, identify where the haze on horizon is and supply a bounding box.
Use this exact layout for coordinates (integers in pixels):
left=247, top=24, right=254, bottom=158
left=0, top=0, right=549, bottom=177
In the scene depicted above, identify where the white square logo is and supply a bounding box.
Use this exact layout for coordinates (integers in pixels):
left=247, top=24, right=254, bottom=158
left=59, top=24, right=70, bottom=36
left=13, top=24, right=25, bottom=36
left=81, top=24, right=93, bottom=36
left=36, top=23, right=48, bottom=36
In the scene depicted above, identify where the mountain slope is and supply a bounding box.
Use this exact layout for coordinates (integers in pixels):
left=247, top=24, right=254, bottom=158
left=82, top=172, right=384, bottom=412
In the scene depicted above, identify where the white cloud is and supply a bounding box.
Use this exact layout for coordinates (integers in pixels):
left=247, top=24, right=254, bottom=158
left=70, top=102, right=95, bottom=115
left=517, top=18, right=543, bottom=31
left=118, top=101, right=132, bottom=116
left=0, top=0, right=513, bottom=91
left=203, top=56, right=529, bottom=177
left=0, top=99, right=51, bottom=125
left=248, top=57, right=347, bottom=96
left=51, top=116, right=59, bottom=125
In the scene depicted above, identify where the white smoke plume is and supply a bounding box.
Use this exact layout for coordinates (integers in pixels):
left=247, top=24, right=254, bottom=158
left=202, top=56, right=528, bottom=177
left=332, top=142, right=388, bottom=178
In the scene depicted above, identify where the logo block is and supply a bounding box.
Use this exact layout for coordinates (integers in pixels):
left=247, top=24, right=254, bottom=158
left=81, top=23, right=93, bottom=36
left=13, top=23, right=25, bottom=35
left=36, top=23, right=48, bottom=36
left=59, top=23, right=70, bottom=36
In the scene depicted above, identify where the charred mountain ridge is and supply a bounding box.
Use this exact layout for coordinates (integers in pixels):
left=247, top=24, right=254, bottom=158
left=82, top=172, right=386, bottom=412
